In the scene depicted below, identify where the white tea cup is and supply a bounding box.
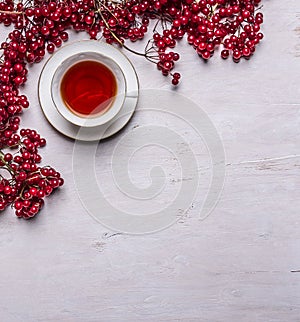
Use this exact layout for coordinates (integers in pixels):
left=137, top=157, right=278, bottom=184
left=51, top=51, right=126, bottom=128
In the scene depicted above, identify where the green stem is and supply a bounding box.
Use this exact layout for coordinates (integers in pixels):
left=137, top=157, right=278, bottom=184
left=0, top=150, right=16, bottom=175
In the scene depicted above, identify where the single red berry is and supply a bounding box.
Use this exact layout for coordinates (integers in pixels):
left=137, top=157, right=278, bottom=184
left=221, top=49, right=230, bottom=59
left=4, top=153, right=13, bottom=162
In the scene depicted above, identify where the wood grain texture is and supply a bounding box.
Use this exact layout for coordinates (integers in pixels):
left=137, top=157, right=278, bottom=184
left=0, top=0, right=300, bottom=321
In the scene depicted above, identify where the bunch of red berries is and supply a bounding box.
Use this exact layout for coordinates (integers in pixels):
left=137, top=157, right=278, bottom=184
left=0, top=0, right=264, bottom=85
left=0, top=0, right=66, bottom=219
left=0, top=127, right=63, bottom=219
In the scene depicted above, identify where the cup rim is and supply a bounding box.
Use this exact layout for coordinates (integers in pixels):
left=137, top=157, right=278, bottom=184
left=51, top=52, right=127, bottom=128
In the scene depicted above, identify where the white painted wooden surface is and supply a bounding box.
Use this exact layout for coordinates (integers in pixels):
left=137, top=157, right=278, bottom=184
left=1, top=1, right=300, bottom=321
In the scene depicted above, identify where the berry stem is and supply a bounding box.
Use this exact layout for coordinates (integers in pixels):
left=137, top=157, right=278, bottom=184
left=0, top=10, right=22, bottom=15
left=0, top=150, right=15, bottom=175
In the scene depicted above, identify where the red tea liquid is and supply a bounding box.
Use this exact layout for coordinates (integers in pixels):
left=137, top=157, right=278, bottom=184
left=60, top=60, right=117, bottom=117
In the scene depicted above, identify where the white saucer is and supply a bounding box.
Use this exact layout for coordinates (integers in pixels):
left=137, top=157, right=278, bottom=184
left=38, top=40, right=139, bottom=141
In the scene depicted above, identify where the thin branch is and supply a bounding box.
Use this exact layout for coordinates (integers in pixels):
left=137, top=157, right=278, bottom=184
left=96, top=4, right=149, bottom=58
left=0, top=10, right=22, bottom=15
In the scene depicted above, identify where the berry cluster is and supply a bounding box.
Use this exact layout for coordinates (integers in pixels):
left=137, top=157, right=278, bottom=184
left=0, top=0, right=264, bottom=85
left=0, top=1, right=65, bottom=219
left=0, top=128, right=63, bottom=219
